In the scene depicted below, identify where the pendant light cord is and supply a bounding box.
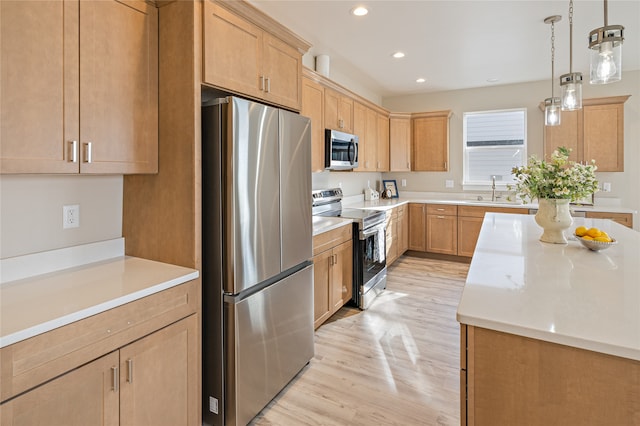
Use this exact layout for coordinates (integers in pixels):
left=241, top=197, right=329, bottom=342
left=551, top=20, right=556, bottom=98
left=604, top=0, right=608, bottom=26
left=569, top=0, right=574, bottom=72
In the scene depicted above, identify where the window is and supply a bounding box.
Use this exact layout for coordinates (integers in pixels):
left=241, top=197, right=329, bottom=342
left=463, top=108, right=527, bottom=188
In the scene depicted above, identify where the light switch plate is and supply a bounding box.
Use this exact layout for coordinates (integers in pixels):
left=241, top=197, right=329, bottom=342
left=445, top=180, right=454, bottom=188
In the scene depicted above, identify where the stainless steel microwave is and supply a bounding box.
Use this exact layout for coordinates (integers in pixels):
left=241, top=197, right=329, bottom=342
left=325, top=129, right=359, bottom=170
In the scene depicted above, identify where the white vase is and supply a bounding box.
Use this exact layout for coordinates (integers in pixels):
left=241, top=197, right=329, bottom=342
left=535, top=198, right=573, bottom=244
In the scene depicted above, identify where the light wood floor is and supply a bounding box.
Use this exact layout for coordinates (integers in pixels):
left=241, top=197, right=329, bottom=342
left=251, top=255, right=470, bottom=426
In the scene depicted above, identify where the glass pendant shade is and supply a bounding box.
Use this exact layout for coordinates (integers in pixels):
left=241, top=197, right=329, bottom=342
left=544, top=97, right=561, bottom=126
left=560, top=73, right=583, bottom=110
left=589, top=31, right=623, bottom=84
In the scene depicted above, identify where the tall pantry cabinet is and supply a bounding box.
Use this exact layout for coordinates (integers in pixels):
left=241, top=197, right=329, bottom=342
left=0, top=0, right=158, bottom=174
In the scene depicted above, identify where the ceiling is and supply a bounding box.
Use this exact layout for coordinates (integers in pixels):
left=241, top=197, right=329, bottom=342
left=248, top=0, right=640, bottom=97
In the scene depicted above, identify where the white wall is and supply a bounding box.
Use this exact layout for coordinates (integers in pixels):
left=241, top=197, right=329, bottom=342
left=312, top=170, right=382, bottom=197
left=0, top=175, right=123, bottom=259
left=380, top=70, right=640, bottom=228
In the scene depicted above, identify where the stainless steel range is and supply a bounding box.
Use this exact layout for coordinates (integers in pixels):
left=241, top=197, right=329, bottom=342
left=312, top=188, right=387, bottom=309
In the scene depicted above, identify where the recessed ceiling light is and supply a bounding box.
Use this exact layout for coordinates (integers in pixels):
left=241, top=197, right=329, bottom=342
left=487, top=78, right=500, bottom=83
left=392, top=52, right=405, bottom=59
left=416, top=78, right=426, bottom=83
left=351, top=6, right=368, bottom=16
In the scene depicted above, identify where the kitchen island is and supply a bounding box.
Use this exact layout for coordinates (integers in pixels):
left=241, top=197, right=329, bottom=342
left=457, top=213, right=639, bottom=425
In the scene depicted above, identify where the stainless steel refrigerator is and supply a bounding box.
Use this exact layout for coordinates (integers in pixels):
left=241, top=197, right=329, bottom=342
left=202, top=96, right=314, bottom=426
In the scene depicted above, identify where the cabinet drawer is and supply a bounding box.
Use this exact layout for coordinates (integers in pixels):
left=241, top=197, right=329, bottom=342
left=427, top=204, right=457, bottom=216
left=585, top=212, right=633, bottom=228
left=458, top=205, right=529, bottom=218
left=1, top=280, right=198, bottom=402
left=313, top=223, right=352, bottom=255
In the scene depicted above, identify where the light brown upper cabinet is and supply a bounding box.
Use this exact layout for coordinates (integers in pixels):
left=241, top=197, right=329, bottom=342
left=377, top=113, right=390, bottom=171
left=202, top=1, right=306, bottom=111
left=0, top=0, right=158, bottom=174
left=412, top=110, right=452, bottom=171
left=301, top=77, right=325, bottom=172
left=389, top=113, right=411, bottom=171
left=352, top=101, right=368, bottom=172
left=324, top=88, right=354, bottom=133
left=543, top=95, right=629, bottom=172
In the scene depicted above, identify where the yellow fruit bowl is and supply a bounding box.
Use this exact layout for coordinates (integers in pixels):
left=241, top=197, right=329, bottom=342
left=574, top=234, right=617, bottom=251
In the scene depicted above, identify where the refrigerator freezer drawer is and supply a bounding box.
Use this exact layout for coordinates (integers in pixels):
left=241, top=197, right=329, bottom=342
left=225, top=264, right=314, bottom=426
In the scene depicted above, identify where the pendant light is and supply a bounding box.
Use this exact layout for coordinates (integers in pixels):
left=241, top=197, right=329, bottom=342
left=589, top=0, right=624, bottom=84
left=560, top=0, right=582, bottom=110
left=544, top=15, right=561, bottom=127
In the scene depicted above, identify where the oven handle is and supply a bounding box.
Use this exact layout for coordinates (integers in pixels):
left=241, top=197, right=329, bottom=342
left=359, top=223, right=385, bottom=240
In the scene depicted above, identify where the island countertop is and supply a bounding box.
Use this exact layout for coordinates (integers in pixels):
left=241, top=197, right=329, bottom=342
left=456, top=213, right=640, bottom=361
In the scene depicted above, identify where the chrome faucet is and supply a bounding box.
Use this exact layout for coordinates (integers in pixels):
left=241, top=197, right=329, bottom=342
left=491, top=176, right=496, bottom=201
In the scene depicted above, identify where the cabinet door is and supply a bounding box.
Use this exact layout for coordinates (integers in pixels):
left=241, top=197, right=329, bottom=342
left=427, top=214, right=458, bottom=255
left=457, top=216, right=484, bottom=257
left=413, top=116, right=449, bottom=171
left=386, top=214, right=398, bottom=265
left=543, top=109, right=581, bottom=162
left=312, top=250, right=332, bottom=329
left=324, top=89, right=341, bottom=131
left=0, top=352, right=119, bottom=426
left=202, top=1, right=262, bottom=100
left=338, top=96, right=354, bottom=133
left=377, top=113, right=390, bottom=171
left=408, top=204, right=426, bottom=251
left=79, top=0, right=158, bottom=174
left=390, top=116, right=411, bottom=171
left=262, top=33, right=302, bottom=110
left=119, top=315, right=198, bottom=426
left=352, top=101, right=367, bottom=172
left=0, top=0, right=79, bottom=173
left=364, top=107, right=378, bottom=171
left=398, top=209, right=409, bottom=255
left=583, top=103, right=624, bottom=172
left=585, top=211, right=633, bottom=228
left=302, top=77, right=325, bottom=172
left=332, top=240, right=353, bottom=310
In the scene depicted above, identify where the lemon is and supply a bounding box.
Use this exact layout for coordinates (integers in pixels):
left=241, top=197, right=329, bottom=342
left=582, top=235, right=594, bottom=241
left=586, top=227, right=602, bottom=238
left=575, top=226, right=588, bottom=237
left=594, top=236, right=611, bottom=243
left=600, top=231, right=610, bottom=240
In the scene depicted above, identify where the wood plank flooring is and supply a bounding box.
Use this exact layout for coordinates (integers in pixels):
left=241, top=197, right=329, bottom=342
left=251, top=255, right=470, bottom=426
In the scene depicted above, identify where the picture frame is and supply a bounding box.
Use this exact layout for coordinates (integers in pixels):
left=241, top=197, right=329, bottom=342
left=383, top=179, right=399, bottom=198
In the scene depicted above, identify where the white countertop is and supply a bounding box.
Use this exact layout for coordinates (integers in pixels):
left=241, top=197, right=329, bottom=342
left=0, top=241, right=199, bottom=348
left=456, top=213, right=640, bottom=361
left=345, top=194, right=636, bottom=215
left=312, top=216, right=353, bottom=236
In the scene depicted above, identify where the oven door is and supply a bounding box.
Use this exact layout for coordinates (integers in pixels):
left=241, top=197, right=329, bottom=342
left=359, top=222, right=386, bottom=294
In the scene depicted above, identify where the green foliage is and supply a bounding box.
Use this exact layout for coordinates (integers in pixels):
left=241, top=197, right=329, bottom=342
left=510, top=147, right=599, bottom=202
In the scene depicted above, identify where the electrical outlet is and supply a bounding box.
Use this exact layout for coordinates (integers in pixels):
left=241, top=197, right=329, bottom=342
left=603, top=182, right=611, bottom=192
left=445, top=180, right=454, bottom=188
left=401, top=179, right=407, bottom=187
left=63, top=204, right=80, bottom=229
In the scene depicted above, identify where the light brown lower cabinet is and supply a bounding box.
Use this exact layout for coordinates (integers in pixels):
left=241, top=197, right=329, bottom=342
left=585, top=211, right=633, bottom=228
left=312, top=224, right=353, bottom=329
left=408, top=203, right=426, bottom=251
left=426, top=204, right=458, bottom=255
left=461, top=324, right=640, bottom=425
left=0, top=351, right=120, bottom=426
left=0, top=281, right=199, bottom=426
left=457, top=206, right=529, bottom=257
left=1, top=315, right=198, bottom=426
left=397, top=204, right=409, bottom=255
